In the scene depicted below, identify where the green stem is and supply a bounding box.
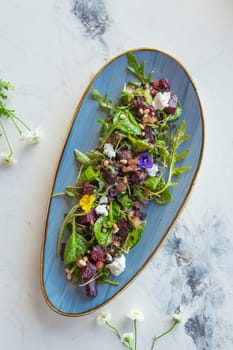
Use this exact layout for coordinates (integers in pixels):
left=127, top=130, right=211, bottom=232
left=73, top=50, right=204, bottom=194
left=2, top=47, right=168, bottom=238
left=133, top=319, right=137, bottom=350
left=9, top=116, right=23, bottom=135
left=150, top=319, right=180, bottom=350
left=56, top=203, right=81, bottom=255
left=0, top=120, right=13, bottom=157
left=51, top=192, right=65, bottom=198
left=10, top=114, right=31, bottom=132
left=105, top=321, right=121, bottom=340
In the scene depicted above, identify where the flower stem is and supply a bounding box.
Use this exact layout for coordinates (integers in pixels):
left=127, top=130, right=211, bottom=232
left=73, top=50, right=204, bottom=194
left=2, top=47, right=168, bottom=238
left=133, top=319, right=137, bottom=350
left=0, top=120, right=13, bottom=157
left=10, top=114, right=31, bottom=132
left=150, top=319, right=180, bottom=350
left=105, top=321, right=121, bottom=340
left=9, top=116, right=23, bottom=135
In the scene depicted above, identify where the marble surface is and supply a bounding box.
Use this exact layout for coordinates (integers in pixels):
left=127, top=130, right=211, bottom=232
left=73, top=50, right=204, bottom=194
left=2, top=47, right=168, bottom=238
left=1, top=0, right=233, bottom=349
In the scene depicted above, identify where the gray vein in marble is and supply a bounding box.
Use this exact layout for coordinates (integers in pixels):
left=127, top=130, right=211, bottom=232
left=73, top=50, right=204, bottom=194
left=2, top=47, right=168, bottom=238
left=147, top=213, right=233, bottom=349
left=72, top=0, right=112, bottom=41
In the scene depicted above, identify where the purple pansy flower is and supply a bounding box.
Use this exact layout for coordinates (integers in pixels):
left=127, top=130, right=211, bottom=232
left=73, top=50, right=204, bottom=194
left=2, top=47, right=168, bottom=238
left=137, top=152, right=153, bottom=169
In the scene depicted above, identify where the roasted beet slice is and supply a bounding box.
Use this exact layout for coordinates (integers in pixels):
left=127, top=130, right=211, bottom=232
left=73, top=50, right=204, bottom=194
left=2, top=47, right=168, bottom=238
left=159, top=78, right=170, bottom=91
left=101, top=167, right=118, bottom=184
left=90, top=246, right=104, bottom=262
left=114, top=218, right=131, bottom=243
left=81, top=262, right=97, bottom=279
left=144, top=126, right=155, bottom=143
left=76, top=209, right=98, bottom=225
left=131, top=169, right=148, bottom=185
left=164, top=92, right=178, bottom=115
left=85, top=280, right=98, bottom=297
left=83, top=183, right=96, bottom=195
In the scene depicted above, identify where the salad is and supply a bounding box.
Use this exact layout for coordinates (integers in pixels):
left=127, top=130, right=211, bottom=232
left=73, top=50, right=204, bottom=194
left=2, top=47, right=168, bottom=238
left=55, top=52, right=190, bottom=297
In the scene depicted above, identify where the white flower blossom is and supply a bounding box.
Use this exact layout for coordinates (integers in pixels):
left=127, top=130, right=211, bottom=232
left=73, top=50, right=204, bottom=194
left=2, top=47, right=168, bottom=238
left=121, top=332, right=134, bottom=345
left=173, top=313, right=182, bottom=324
left=152, top=92, right=171, bottom=110
left=20, top=129, right=41, bottom=144
left=103, top=143, right=116, bottom=158
left=127, top=310, right=144, bottom=322
left=96, top=311, right=111, bottom=325
left=146, top=163, right=159, bottom=176
left=0, top=152, right=17, bottom=164
left=95, top=204, right=108, bottom=216
left=106, top=255, right=126, bottom=276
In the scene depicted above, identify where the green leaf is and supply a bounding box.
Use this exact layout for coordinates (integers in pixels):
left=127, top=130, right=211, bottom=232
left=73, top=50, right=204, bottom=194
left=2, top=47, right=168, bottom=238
left=168, top=102, right=182, bottom=121
left=117, top=193, right=133, bottom=210
left=113, top=109, right=142, bottom=136
left=64, top=231, right=88, bottom=265
left=82, top=165, right=99, bottom=182
left=128, top=135, right=152, bottom=152
left=94, top=217, right=112, bottom=246
left=133, top=184, right=147, bottom=201
left=172, top=166, right=190, bottom=178
left=144, top=176, right=161, bottom=191
left=123, top=221, right=146, bottom=250
left=91, top=88, right=114, bottom=111
left=127, top=52, right=153, bottom=83
left=155, top=187, right=172, bottom=204
left=74, top=149, right=92, bottom=165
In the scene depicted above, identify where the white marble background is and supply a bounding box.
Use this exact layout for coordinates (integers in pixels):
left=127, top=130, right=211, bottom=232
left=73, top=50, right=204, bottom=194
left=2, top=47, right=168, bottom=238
left=1, top=0, right=233, bottom=349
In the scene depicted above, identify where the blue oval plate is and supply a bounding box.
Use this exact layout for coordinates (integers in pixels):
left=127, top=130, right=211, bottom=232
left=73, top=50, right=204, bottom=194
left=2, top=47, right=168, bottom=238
left=41, top=48, right=204, bottom=316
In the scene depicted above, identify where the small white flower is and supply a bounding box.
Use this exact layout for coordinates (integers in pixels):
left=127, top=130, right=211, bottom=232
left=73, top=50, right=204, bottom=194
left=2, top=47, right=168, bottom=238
left=121, top=332, right=134, bottom=345
left=106, top=255, right=126, bottom=276
left=96, top=311, right=111, bottom=325
left=103, top=143, right=116, bottom=158
left=146, top=163, right=159, bottom=176
left=20, top=128, right=41, bottom=144
left=95, top=204, right=108, bottom=216
left=99, top=196, right=108, bottom=204
left=152, top=92, right=171, bottom=110
left=0, top=152, right=17, bottom=164
left=173, top=313, right=182, bottom=324
left=127, top=310, right=144, bottom=322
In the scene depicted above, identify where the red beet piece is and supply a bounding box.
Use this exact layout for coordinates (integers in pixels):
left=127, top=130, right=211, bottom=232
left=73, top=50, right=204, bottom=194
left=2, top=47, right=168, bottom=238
left=85, top=280, right=98, bottom=297
left=164, top=92, right=178, bottom=115
left=91, top=246, right=104, bottom=262
left=159, top=78, right=170, bottom=90
left=81, top=262, right=96, bottom=279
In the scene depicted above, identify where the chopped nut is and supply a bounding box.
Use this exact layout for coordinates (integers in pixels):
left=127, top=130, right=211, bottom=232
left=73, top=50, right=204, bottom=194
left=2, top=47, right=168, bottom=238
left=120, top=114, right=126, bottom=119
left=139, top=123, right=145, bottom=130
left=102, top=228, right=107, bottom=233
left=123, top=176, right=128, bottom=184
left=83, top=256, right=88, bottom=262
left=76, top=257, right=87, bottom=268
left=141, top=132, right=145, bottom=136
left=66, top=273, right=72, bottom=280
left=120, top=159, right=128, bottom=165
left=139, top=108, right=144, bottom=115
left=143, top=108, right=150, bottom=114
left=103, top=160, right=109, bottom=167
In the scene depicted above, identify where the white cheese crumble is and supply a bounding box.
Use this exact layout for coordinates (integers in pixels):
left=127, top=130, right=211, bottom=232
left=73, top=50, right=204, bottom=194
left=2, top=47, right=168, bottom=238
left=95, top=204, right=108, bottom=216
left=152, top=92, right=171, bottom=110
left=147, top=163, right=159, bottom=176
left=106, top=255, right=126, bottom=276
left=99, top=195, right=108, bottom=204
left=103, top=143, right=116, bottom=158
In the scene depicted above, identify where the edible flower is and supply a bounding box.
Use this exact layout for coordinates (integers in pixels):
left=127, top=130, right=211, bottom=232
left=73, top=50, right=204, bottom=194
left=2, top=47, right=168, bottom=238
left=127, top=310, right=144, bottom=322
left=79, top=194, right=95, bottom=212
left=96, top=311, right=111, bottom=325
left=137, top=152, right=153, bottom=169
left=20, top=129, right=41, bottom=144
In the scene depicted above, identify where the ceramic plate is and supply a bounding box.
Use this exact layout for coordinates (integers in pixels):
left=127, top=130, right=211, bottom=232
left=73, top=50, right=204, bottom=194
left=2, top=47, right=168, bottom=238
left=41, top=48, right=204, bottom=316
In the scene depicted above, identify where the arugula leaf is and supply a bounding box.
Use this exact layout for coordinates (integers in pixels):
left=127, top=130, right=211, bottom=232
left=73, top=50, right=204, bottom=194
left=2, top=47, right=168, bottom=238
left=113, top=109, right=142, bottom=136
left=127, top=52, right=153, bottom=83
left=64, top=219, right=88, bottom=265
left=123, top=221, right=146, bottom=250
left=117, top=194, right=133, bottom=210
left=128, top=135, right=152, bottom=152
left=155, top=187, right=172, bottom=204
left=94, top=217, right=112, bottom=246
left=91, top=88, right=114, bottom=111
left=74, top=149, right=92, bottom=165
left=81, top=165, right=99, bottom=182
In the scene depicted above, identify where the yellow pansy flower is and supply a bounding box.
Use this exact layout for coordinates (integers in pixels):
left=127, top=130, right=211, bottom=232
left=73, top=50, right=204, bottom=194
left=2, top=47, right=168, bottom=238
left=79, top=194, right=95, bottom=212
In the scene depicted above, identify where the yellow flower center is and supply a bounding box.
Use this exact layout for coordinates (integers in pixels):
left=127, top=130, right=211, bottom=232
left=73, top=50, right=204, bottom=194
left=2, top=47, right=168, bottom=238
left=79, top=194, right=95, bottom=212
